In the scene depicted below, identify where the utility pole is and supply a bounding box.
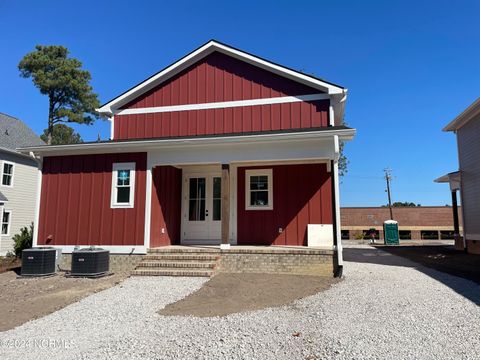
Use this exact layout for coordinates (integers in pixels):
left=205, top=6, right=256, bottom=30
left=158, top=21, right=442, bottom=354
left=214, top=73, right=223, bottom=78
left=384, top=168, right=393, bottom=220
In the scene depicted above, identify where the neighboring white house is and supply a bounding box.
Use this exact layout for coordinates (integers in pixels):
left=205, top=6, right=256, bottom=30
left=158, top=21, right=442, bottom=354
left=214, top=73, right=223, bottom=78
left=0, top=113, right=44, bottom=255
left=436, top=98, right=480, bottom=254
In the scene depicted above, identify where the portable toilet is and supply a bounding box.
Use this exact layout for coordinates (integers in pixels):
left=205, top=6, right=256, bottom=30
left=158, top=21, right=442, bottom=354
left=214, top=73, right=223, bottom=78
left=383, top=220, right=399, bottom=245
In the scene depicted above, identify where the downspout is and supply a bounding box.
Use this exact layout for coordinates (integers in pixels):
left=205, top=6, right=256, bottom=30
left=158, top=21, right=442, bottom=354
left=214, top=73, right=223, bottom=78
left=332, top=135, right=343, bottom=277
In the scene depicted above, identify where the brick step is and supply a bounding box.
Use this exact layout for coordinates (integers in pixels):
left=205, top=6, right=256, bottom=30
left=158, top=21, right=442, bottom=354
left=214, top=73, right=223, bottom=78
left=137, top=261, right=216, bottom=269
left=131, top=269, right=213, bottom=277
left=142, top=254, right=219, bottom=261
left=148, top=248, right=220, bottom=254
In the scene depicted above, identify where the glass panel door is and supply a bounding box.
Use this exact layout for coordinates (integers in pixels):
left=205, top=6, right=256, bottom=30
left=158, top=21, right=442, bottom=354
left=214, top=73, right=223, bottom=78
left=212, top=177, right=221, bottom=221
left=188, top=177, right=206, bottom=221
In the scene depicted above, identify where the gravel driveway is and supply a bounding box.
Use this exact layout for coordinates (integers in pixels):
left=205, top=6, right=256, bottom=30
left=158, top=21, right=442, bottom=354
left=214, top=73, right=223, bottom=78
left=1, top=245, right=479, bottom=359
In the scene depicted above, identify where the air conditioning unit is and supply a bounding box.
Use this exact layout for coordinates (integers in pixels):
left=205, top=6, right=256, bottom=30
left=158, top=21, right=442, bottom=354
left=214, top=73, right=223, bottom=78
left=71, top=248, right=110, bottom=277
left=21, top=248, right=57, bottom=276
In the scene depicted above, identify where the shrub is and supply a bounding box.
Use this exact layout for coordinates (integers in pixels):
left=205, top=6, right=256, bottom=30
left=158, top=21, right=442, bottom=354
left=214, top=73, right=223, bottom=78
left=354, top=232, right=365, bottom=240
left=13, top=223, right=33, bottom=257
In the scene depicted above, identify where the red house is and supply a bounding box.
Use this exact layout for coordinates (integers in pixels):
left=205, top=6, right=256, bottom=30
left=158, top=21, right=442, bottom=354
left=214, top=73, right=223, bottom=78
left=20, top=41, right=355, bottom=275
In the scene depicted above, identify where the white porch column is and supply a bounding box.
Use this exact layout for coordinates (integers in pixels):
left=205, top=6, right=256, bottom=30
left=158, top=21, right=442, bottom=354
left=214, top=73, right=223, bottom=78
left=221, top=164, right=230, bottom=250
left=332, top=135, right=343, bottom=276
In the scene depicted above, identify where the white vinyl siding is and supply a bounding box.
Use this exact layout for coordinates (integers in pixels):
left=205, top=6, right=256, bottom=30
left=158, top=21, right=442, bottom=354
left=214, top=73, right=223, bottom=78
left=0, top=152, right=39, bottom=255
left=457, top=115, right=480, bottom=239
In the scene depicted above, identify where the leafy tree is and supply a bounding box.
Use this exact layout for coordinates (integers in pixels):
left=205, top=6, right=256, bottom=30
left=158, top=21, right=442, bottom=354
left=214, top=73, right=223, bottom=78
left=338, top=142, right=348, bottom=177
left=13, top=223, right=33, bottom=257
left=18, top=45, right=104, bottom=144
left=393, top=202, right=421, bottom=207
left=40, top=124, right=82, bottom=145
left=382, top=202, right=421, bottom=207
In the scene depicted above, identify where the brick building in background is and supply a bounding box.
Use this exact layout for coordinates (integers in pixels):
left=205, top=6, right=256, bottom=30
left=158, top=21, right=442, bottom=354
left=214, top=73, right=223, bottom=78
left=341, top=206, right=462, bottom=241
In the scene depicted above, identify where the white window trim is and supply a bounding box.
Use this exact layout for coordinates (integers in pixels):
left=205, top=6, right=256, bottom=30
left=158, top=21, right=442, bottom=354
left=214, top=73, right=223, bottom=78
left=1, top=161, right=14, bottom=188
left=111, top=162, right=136, bottom=209
left=1, top=209, right=12, bottom=236
left=245, top=169, right=273, bottom=210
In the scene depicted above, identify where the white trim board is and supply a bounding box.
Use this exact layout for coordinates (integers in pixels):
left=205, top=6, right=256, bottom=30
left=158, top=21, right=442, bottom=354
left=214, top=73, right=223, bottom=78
left=32, top=162, right=43, bottom=247
left=115, top=94, right=329, bottom=116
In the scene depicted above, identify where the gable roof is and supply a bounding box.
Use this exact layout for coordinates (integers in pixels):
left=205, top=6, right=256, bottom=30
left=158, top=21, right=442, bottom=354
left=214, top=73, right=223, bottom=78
left=443, top=98, right=480, bottom=131
left=97, top=40, right=347, bottom=119
left=0, top=113, right=44, bottom=153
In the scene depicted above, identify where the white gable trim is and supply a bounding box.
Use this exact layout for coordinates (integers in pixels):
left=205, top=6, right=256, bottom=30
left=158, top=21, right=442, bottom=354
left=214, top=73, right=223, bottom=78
left=115, top=93, right=329, bottom=116
left=97, top=41, right=345, bottom=116
left=443, top=97, right=480, bottom=131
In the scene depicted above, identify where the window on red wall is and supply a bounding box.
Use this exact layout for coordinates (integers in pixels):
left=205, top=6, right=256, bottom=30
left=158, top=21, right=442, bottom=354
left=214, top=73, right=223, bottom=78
left=111, top=162, right=136, bottom=208
left=245, top=169, right=273, bottom=210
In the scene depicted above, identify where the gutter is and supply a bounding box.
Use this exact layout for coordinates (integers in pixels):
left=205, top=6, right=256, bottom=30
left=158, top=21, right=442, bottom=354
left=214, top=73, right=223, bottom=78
left=0, top=146, right=41, bottom=162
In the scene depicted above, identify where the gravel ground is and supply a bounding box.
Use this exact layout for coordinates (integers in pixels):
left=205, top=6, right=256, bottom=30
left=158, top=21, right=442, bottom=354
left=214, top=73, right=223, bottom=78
left=1, top=246, right=479, bottom=360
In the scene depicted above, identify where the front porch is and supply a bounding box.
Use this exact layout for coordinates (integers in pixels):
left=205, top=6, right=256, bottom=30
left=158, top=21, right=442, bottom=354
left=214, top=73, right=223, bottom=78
left=132, top=245, right=335, bottom=277
left=149, top=161, right=336, bottom=248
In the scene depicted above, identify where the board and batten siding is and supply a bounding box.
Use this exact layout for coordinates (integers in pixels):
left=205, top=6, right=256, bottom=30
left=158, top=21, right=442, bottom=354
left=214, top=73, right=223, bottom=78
left=37, top=153, right=147, bottom=247
left=457, top=115, right=480, bottom=244
left=237, top=163, right=333, bottom=246
left=114, top=52, right=330, bottom=140
left=150, top=166, right=182, bottom=247
left=0, top=151, right=39, bottom=255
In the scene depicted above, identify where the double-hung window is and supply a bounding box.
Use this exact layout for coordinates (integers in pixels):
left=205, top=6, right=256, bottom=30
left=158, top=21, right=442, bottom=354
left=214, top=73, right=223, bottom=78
left=245, top=169, right=273, bottom=210
left=111, top=163, right=135, bottom=208
left=1, top=210, right=11, bottom=235
left=1, top=161, right=14, bottom=187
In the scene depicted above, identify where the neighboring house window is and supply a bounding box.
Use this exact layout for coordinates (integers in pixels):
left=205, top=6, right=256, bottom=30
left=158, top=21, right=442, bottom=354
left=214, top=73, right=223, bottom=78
left=1, top=210, right=11, bottom=235
left=111, top=163, right=135, bottom=208
left=1, top=162, right=14, bottom=187
left=245, top=169, right=273, bottom=210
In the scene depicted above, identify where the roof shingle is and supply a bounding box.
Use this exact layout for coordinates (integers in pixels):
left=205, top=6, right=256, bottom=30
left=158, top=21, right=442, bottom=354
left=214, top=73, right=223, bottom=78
left=0, top=113, right=44, bottom=151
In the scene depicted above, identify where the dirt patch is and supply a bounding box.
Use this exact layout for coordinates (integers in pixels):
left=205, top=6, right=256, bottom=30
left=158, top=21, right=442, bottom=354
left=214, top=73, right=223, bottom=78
left=0, top=271, right=127, bottom=331
left=0, top=256, right=21, bottom=273
left=378, top=245, right=480, bottom=285
left=159, top=273, right=338, bottom=317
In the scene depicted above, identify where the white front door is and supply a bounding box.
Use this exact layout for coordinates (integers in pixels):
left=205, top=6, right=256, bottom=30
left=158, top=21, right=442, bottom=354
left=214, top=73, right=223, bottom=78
left=182, top=171, right=222, bottom=244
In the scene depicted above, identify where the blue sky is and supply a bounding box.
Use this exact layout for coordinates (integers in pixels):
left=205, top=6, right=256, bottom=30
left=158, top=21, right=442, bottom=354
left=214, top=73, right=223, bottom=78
left=1, top=0, right=478, bottom=206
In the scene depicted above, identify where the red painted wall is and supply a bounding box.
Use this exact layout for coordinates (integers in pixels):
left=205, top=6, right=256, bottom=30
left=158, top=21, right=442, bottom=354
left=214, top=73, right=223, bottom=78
left=123, top=52, right=321, bottom=108
left=114, top=52, right=330, bottom=140
left=114, top=101, right=329, bottom=140
left=237, top=164, right=333, bottom=246
left=150, top=166, right=182, bottom=247
left=37, top=153, right=147, bottom=246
